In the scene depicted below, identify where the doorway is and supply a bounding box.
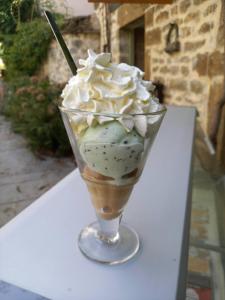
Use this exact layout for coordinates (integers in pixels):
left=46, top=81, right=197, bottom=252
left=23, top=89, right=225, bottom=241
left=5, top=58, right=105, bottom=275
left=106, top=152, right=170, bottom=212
left=119, top=17, right=144, bottom=72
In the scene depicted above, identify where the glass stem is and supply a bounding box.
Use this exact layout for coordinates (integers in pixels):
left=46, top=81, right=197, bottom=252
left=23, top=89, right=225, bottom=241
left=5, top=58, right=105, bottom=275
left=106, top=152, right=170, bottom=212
left=96, top=214, right=122, bottom=245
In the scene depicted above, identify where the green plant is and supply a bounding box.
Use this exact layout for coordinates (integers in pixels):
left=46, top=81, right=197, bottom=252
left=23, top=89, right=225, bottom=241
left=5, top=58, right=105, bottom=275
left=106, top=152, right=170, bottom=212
left=0, top=0, right=16, bottom=34
left=11, top=0, right=39, bottom=25
left=1, top=1, right=68, bottom=156
left=0, top=0, right=39, bottom=34
left=4, top=77, right=72, bottom=156
left=2, top=19, right=52, bottom=80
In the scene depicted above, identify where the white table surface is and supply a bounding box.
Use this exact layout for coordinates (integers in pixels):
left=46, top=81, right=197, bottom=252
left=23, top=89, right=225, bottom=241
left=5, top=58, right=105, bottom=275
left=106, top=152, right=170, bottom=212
left=0, top=106, right=196, bottom=300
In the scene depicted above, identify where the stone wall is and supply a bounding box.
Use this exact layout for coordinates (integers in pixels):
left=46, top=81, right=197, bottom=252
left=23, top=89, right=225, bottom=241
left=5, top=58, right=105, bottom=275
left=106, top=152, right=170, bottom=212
left=40, top=14, right=100, bottom=84
left=144, top=0, right=224, bottom=136
left=95, top=1, right=225, bottom=168
left=96, top=1, right=224, bottom=134
left=40, top=33, right=100, bottom=84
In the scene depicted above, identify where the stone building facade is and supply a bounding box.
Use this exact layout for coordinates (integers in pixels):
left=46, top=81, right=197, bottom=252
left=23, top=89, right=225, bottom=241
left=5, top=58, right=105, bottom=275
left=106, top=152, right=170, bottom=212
left=95, top=1, right=225, bottom=169
left=40, top=14, right=100, bottom=84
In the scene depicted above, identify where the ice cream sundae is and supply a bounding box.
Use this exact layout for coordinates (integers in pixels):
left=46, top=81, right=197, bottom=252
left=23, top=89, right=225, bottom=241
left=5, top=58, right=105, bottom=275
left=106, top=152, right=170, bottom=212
left=60, top=49, right=166, bottom=264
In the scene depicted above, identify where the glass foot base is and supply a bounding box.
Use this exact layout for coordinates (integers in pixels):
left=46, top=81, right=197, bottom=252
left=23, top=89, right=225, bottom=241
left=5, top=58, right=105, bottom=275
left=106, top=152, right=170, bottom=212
left=78, top=221, right=140, bottom=265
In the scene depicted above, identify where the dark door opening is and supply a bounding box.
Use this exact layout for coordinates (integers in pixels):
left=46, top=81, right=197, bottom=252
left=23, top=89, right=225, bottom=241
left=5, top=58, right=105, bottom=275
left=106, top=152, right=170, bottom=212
left=134, top=27, right=144, bottom=71
left=119, top=17, right=144, bottom=71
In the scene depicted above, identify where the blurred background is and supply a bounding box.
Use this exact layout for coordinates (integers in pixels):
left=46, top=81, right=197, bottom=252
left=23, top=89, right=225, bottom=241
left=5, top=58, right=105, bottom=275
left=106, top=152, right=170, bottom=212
left=0, top=1, right=224, bottom=299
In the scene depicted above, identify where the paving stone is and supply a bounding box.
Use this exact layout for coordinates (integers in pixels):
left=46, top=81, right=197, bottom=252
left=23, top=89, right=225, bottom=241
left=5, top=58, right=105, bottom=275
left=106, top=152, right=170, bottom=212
left=0, top=172, right=72, bottom=204
left=191, top=209, right=209, bottom=223
left=0, top=147, right=74, bottom=176
left=0, top=200, right=33, bottom=228
left=0, top=164, right=74, bottom=186
left=0, top=136, right=27, bottom=151
left=0, top=148, right=38, bottom=175
left=190, top=222, right=208, bottom=241
left=192, top=187, right=214, bottom=205
left=0, top=114, right=74, bottom=227
left=188, top=156, right=225, bottom=296
left=188, top=255, right=211, bottom=276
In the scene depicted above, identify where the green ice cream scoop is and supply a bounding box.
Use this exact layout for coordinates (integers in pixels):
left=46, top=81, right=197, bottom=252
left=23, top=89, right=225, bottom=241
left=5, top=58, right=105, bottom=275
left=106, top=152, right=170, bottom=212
left=79, top=121, right=144, bottom=179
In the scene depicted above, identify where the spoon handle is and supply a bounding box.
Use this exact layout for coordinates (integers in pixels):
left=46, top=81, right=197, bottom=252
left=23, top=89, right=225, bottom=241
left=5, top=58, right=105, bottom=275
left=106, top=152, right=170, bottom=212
left=44, top=10, right=77, bottom=76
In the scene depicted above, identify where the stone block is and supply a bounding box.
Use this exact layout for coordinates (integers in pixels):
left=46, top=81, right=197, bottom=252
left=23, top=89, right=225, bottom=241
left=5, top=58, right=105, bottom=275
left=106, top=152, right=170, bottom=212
left=181, top=26, right=191, bottom=38
left=159, top=66, right=169, bottom=73
left=152, top=58, right=159, bottom=63
left=170, top=17, right=183, bottom=26
left=170, top=65, right=179, bottom=74
left=154, top=76, right=165, bottom=84
left=181, top=66, right=189, bottom=76
left=216, top=8, right=225, bottom=48
left=188, top=256, right=210, bottom=276
left=155, top=11, right=169, bottom=24
left=191, top=80, right=204, bottom=94
left=171, top=5, right=178, bottom=16
left=72, top=40, right=82, bottom=48
left=208, top=51, right=224, bottom=77
left=184, top=12, right=200, bottom=23
left=175, top=96, right=182, bottom=102
left=145, top=7, right=154, bottom=27
left=204, top=3, right=217, bottom=17
left=180, top=0, right=191, bottom=14
left=193, top=53, right=208, bottom=76
left=169, top=79, right=187, bottom=91
left=198, top=22, right=213, bottom=34
left=184, top=40, right=205, bottom=51
left=180, top=56, right=190, bottom=63
left=154, top=5, right=165, bottom=13
left=152, top=66, right=159, bottom=72
left=146, top=28, right=161, bottom=45
left=117, top=4, right=148, bottom=28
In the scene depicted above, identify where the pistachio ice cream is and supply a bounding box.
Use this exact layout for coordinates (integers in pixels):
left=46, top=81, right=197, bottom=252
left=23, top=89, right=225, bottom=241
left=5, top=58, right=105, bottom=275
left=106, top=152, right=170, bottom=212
left=79, top=121, right=144, bottom=180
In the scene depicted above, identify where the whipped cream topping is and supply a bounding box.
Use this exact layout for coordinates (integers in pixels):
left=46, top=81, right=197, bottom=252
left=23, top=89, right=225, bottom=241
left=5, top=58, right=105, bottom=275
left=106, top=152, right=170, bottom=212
left=62, top=49, right=160, bottom=137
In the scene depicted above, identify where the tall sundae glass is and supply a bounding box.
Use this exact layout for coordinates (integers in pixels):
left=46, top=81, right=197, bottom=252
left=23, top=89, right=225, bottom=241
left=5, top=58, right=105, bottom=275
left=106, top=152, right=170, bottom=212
left=60, top=50, right=166, bottom=264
